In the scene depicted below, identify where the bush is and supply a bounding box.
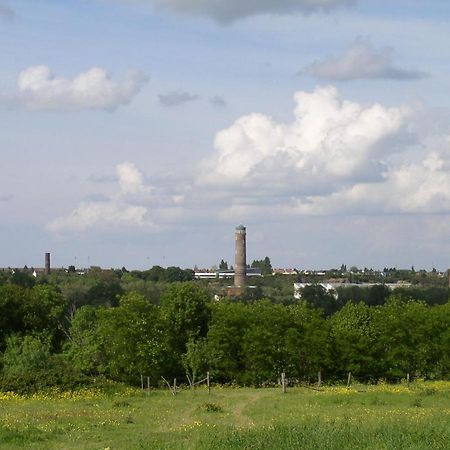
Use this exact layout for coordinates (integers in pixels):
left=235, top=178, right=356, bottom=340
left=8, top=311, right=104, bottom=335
left=0, top=334, right=88, bottom=394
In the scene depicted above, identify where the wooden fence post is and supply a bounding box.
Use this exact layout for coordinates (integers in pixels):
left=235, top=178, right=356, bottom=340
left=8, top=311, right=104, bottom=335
left=407, top=372, right=410, bottom=387
left=281, top=372, right=286, bottom=394
left=347, top=372, right=352, bottom=388
left=147, top=376, right=150, bottom=395
left=161, top=376, right=176, bottom=396
left=140, top=374, right=144, bottom=391
left=207, top=371, right=210, bottom=395
left=318, top=371, right=322, bottom=388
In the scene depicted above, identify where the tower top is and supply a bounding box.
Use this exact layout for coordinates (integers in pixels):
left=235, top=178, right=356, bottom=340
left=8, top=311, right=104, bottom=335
left=44, top=252, right=51, bottom=276
left=235, top=224, right=246, bottom=231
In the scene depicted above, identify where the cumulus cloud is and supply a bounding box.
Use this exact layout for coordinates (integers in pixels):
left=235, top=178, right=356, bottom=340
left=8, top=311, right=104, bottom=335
left=151, top=0, right=356, bottom=23
left=49, top=163, right=151, bottom=232
left=117, top=162, right=149, bottom=194
left=304, top=39, right=428, bottom=81
left=5, top=65, right=147, bottom=111
left=48, top=201, right=148, bottom=232
left=158, top=91, right=199, bottom=107
left=48, top=162, right=187, bottom=233
left=198, top=86, right=450, bottom=218
left=50, top=87, right=450, bottom=234
left=200, top=86, right=411, bottom=193
left=293, top=149, right=450, bottom=215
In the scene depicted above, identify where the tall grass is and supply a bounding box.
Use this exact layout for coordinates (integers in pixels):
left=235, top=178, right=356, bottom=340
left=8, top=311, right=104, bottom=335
left=0, top=381, right=449, bottom=449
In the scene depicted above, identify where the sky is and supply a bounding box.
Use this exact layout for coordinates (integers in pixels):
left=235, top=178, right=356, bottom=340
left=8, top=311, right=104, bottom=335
left=1, top=0, right=450, bottom=271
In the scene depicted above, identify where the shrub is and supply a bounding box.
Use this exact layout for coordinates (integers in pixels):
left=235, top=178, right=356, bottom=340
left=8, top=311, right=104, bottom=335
left=0, top=334, right=88, bottom=394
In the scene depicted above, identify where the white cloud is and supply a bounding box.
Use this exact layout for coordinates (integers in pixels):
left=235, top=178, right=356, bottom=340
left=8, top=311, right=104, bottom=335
left=7, top=65, right=147, bottom=111
left=151, top=0, right=356, bottom=23
left=49, top=163, right=152, bottom=233
left=200, top=86, right=411, bottom=193
left=48, top=201, right=148, bottom=232
left=117, top=162, right=148, bottom=194
left=198, top=86, right=450, bottom=218
left=48, top=162, right=186, bottom=233
left=158, top=91, right=199, bottom=107
left=49, top=88, right=450, bottom=235
left=304, top=39, right=428, bottom=81
left=294, top=150, right=450, bottom=215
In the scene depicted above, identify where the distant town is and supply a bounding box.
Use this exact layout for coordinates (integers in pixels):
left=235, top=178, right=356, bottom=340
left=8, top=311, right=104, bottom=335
left=2, top=225, right=449, bottom=304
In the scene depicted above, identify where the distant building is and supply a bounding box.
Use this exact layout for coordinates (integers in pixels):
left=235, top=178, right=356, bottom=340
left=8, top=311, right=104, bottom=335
left=294, top=283, right=338, bottom=300
left=294, top=281, right=412, bottom=300
left=272, top=268, right=298, bottom=275
left=194, top=271, right=217, bottom=280
left=194, top=267, right=262, bottom=280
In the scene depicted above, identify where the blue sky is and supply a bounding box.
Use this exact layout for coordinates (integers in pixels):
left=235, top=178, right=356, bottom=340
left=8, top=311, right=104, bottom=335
left=1, top=0, right=450, bottom=270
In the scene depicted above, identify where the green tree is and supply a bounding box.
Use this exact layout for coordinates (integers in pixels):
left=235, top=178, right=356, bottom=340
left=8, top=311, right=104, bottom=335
left=160, top=284, right=211, bottom=357
left=366, top=284, right=390, bottom=306
left=286, top=304, right=330, bottom=381
left=1, top=333, right=85, bottom=393
left=206, top=302, right=249, bottom=382
left=9, top=270, right=35, bottom=288
left=300, top=284, right=340, bottom=316
left=101, top=293, right=166, bottom=382
left=0, top=285, right=26, bottom=349
left=329, top=302, right=378, bottom=380
left=251, top=257, right=273, bottom=276
left=182, top=338, right=210, bottom=385
left=241, top=323, right=282, bottom=384
left=65, top=305, right=103, bottom=375
left=159, top=284, right=211, bottom=378
left=23, top=285, right=68, bottom=348
left=145, top=265, right=166, bottom=282
left=430, top=302, right=450, bottom=376
left=372, top=298, right=435, bottom=378
left=121, top=278, right=163, bottom=305
left=2, top=334, right=51, bottom=378
left=165, top=267, right=194, bottom=282
left=70, top=293, right=167, bottom=383
left=238, top=302, right=290, bottom=384
left=85, top=280, right=123, bottom=307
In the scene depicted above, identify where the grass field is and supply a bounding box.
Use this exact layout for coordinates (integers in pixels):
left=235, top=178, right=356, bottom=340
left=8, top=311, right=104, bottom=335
left=0, top=381, right=449, bottom=449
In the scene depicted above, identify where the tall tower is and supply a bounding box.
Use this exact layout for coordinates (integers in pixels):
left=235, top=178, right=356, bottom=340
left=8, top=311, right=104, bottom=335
left=234, top=225, right=246, bottom=287
left=44, top=252, right=51, bottom=276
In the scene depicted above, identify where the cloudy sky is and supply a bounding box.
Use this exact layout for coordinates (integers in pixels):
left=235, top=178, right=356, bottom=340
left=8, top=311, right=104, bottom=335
left=1, top=0, right=450, bottom=270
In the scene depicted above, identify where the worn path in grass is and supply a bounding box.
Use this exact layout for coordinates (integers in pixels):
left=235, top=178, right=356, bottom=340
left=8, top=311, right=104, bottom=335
left=0, top=382, right=449, bottom=449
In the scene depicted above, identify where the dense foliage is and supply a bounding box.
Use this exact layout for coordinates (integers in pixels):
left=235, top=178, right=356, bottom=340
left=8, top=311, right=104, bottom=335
left=0, top=267, right=449, bottom=392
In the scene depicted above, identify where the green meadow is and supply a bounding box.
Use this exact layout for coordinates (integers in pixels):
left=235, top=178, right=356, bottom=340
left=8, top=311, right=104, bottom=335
left=0, top=381, right=449, bottom=450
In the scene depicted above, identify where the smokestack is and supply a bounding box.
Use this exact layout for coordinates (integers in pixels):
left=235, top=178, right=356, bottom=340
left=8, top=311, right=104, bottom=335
left=234, top=225, right=246, bottom=287
left=45, top=252, right=51, bottom=276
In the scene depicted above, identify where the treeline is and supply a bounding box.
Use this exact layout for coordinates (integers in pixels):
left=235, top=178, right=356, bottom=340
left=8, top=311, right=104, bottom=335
left=0, top=280, right=448, bottom=393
